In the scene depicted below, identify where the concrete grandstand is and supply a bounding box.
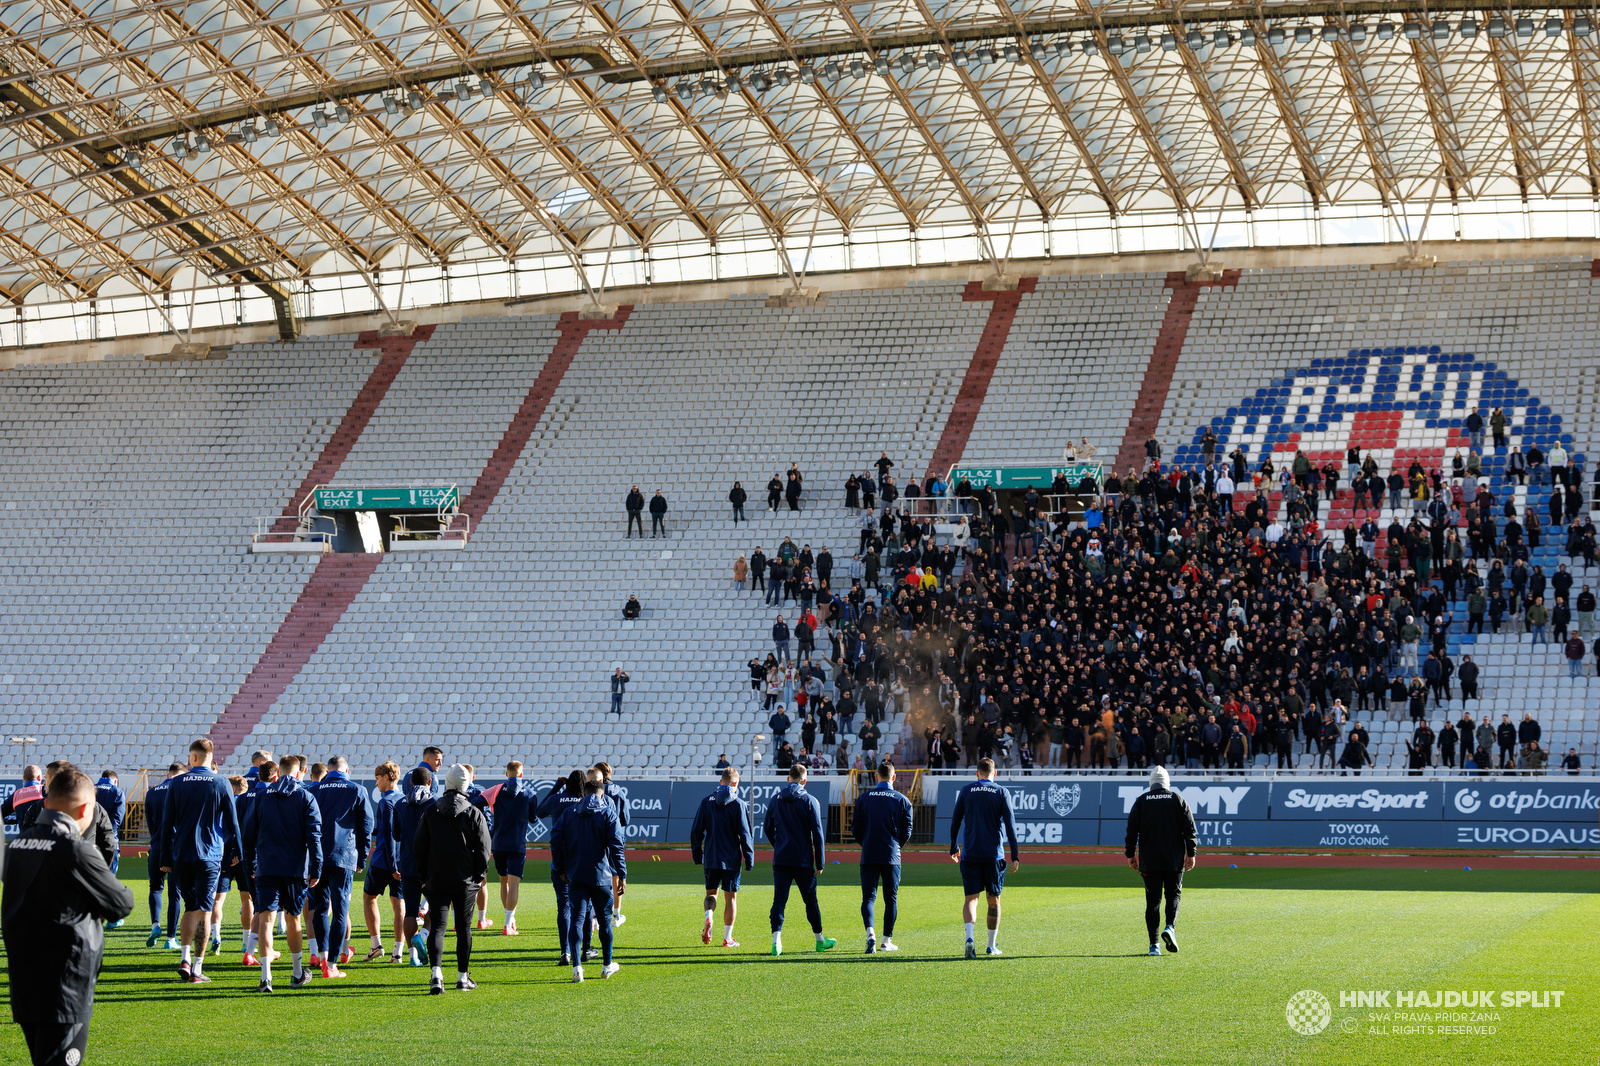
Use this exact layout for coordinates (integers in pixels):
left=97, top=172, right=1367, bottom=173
left=2, top=255, right=1595, bottom=779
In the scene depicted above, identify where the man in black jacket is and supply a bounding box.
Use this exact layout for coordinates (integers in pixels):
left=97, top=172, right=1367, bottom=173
left=1124, top=766, right=1197, bottom=956
left=624, top=485, right=645, bottom=538
left=414, top=765, right=491, bottom=995
left=1496, top=715, right=1518, bottom=769
left=649, top=490, right=669, bottom=538
left=749, top=548, right=767, bottom=594
left=1458, top=655, right=1479, bottom=702
left=728, top=481, right=747, bottom=523
left=4, top=768, right=134, bottom=1066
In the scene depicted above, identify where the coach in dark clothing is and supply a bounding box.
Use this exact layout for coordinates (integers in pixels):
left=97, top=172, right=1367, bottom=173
left=1124, top=765, right=1197, bottom=955
left=414, top=765, right=491, bottom=994
left=4, top=768, right=134, bottom=1066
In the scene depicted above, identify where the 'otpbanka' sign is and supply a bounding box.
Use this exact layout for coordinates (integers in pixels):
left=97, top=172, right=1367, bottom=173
left=313, top=487, right=459, bottom=511
left=947, top=464, right=1102, bottom=490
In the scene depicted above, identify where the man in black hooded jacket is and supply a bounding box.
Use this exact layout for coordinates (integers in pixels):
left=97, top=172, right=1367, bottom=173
left=414, top=764, right=491, bottom=995
left=4, top=768, right=134, bottom=1066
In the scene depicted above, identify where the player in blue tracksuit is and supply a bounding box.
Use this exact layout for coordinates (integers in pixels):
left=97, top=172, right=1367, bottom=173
left=362, top=761, right=405, bottom=962
left=91, top=770, right=129, bottom=933
left=852, top=760, right=913, bottom=954
left=537, top=771, right=587, bottom=964
left=489, top=761, right=536, bottom=936
left=594, top=762, right=630, bottom=928
left=761, top=763, right=837, bottom=956
left=307, top=757, right=373, bottom=975
left=241, top=759, right=322, bottom=991
left=233, top=750, right=272, bottom=961
left=143, top=763, right=184, bottom=948
left=415, top=747, right=445, bottom=798
left=93, top=772, right=126, bottom=879
left=156, top=739, right=240, bottom=983
left=689, top=767, right=754, bottom=948
left=550, top=772, right=627, bottom=982
left=234, top=769, right=267, bottom=963
left=949, top=757, right=1021, bottom=959
left=391, top=767, right=437, bottom=965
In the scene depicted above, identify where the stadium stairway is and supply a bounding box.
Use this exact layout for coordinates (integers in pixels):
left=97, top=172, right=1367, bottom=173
left=960, top=272, right=1172, bottom=467
left=1112, top=270, right=1241, bottom=476
left=270, top=325, right=436, bottom=534
left=923, top=278, right=1036, bottom=480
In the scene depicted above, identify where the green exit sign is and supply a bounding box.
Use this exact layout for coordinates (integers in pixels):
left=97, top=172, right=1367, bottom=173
left=313, top=487, right=459, bottom=511
left=947, top=464, right=1101, bottom=490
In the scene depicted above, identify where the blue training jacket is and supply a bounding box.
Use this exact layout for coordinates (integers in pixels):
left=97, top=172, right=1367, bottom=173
left=689, top=785, right=754, bottom=872
left=537, top=787, right=584, bottom=870
left=550, top=793, right=627, bottom=887
left=763, top=781, right=824, bottom=868
left=311, top=770, right=374, bottom=871
left=390, top=785, right=436, bottom=877
left=852, top=782, right=913, bottom=865
left=370, top=787, right=401, bottom=871
left=242, top=775, right=324, bottom=881
left=414, top=762, right=444, bottom=799
left=234, top=780, right=263, bottom=860
left=490, top=777, right=535, bottom=853
left=157, top=766, right=240, bottom=867
left=950, top=779, right=1020, bottom=863
left=94, top=779, right=126, bottom=837
left=144, top=777, right=172, bottom=857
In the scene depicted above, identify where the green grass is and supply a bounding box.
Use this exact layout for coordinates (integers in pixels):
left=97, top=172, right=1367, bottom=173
left=3, top=859, right=1594, bottom=1066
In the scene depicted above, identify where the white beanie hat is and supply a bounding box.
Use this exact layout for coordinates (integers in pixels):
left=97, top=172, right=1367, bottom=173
left=1149, top=765, right=1170, bottom=789
left=444, top=764, right=471, bottom=792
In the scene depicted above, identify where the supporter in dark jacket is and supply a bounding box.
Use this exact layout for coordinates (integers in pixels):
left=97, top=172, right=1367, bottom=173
left=648, top=490, right=669, bottom=537
left=624, top=485, right=645, bottom=538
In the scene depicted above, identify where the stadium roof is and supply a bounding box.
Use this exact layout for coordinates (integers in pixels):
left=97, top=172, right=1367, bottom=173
left=3, top=1, right=1599, bottom=340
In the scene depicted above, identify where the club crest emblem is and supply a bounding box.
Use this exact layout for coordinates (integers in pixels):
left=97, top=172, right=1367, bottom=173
left=1047, top=783, right=1080, bottom=816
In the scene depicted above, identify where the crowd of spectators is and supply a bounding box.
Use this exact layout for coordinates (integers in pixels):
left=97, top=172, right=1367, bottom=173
left=729, top=438, right=1595, bottom=776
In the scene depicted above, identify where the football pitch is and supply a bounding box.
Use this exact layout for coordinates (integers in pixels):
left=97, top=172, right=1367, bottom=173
left=3, top=859, right=1593, bottom=1066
